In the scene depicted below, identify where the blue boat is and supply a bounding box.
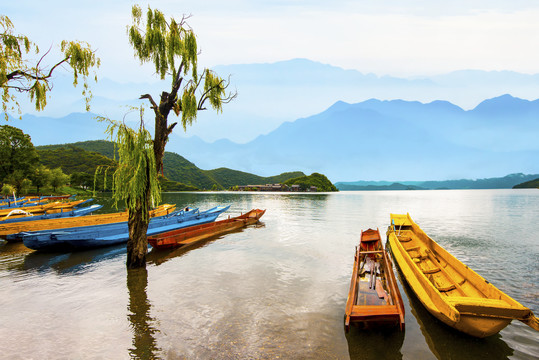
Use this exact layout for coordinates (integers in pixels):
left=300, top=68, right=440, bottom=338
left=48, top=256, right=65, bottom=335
left=0, top=199, right=32, bottom=209
left=0, top=196, right=26, bottom=206
left=0, top=200, right=98, bottom=224
left=22, top=205, right=230, bottom=251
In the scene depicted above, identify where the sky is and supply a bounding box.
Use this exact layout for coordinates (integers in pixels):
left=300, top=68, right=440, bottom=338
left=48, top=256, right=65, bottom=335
left=5, top=0, right=539, bottom=82
left=4, top=1, right=539, bottom=180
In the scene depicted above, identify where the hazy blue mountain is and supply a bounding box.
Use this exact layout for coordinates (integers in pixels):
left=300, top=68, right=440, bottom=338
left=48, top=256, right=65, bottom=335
left=4, top=112, right=109, bottom=146
left=336, top=173, right=539, bottom=190
left=5, top=94, right=539, bottom=182
left=169, top=94, right=539, bottom=181
left=14, top=58, right=539, bottom=144
left=337, top=183, right=426, bottom=191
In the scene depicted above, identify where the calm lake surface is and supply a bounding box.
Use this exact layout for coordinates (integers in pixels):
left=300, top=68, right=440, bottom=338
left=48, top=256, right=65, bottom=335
left=1, top=189, right=538, bottom=359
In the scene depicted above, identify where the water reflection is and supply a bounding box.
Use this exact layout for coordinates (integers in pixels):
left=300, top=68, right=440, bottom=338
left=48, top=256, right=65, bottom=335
left=147, top=222, right=266, bottom=266
left=346, top=326, right=405, bottom=360
left=394, top=267, right=514, bottom=360
left=0, top=242, right=33, bottom=272
left=127, top=267, right=161, bottom=359
left=22, top=245, right=126, bottom=274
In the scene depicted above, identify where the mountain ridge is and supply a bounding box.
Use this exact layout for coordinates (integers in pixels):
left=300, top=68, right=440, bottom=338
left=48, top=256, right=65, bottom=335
left=7, top=93, right=539, bottom=182
left=13, top=58, right=539, bottom=143
left=336, top=173, right=539, bottom=190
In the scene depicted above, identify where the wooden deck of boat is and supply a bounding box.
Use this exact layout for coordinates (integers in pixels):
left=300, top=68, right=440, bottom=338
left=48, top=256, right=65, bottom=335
left=345, top=228, right=405, bottom=331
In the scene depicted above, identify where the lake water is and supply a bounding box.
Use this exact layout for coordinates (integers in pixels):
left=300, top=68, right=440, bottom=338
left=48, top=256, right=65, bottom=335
left=0, top=190, right=538, bottom=359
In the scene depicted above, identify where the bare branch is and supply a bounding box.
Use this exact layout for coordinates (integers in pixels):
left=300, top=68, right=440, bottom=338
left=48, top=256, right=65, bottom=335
left=139, top=94, right=158, bottom=111
left=5, top=55, right=70, bottom=85
left=167, top=122, right=177, bottom=136
left=35, top=45, right=53, bottom=73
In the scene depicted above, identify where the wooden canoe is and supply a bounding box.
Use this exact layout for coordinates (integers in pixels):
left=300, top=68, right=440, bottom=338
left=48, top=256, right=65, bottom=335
left=148, top=209, right=265, bottom=249
left=1, top=204, right=176, bottom=241
left=345, top=228, right=405, bottom=332
left=387, top=213, right=539, bottom=338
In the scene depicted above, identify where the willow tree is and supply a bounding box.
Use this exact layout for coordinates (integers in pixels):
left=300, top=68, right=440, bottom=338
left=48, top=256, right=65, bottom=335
left=101, top=114, right=161, bottom=269
left=0, top=15, right=100, bottom=119
left=121, top=5, right=235, bottom=268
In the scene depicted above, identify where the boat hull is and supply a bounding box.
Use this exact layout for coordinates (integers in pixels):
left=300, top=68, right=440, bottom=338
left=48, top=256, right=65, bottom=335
left=387, top=213, right=538, bottom=338
left=148, top=209, right=265, bottom=249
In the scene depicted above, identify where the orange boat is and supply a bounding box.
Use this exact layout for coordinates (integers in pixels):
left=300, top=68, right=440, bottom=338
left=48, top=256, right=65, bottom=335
left=148, top=209, right=265, bottom=249
left=345, top=228, right=405, bottom=332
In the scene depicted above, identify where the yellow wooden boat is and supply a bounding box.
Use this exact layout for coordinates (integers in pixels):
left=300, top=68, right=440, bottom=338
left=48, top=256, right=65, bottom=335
left=387, top=213, right=539, bottom=338
left=0, top=204, right=176, bottom=241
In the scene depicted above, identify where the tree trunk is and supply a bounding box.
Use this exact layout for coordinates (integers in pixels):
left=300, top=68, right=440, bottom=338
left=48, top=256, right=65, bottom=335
left=126, top=155, right=152, bottom=269
left=153, top=108, right=169, bottom=174
left=126, top=200, right=150, bottom=269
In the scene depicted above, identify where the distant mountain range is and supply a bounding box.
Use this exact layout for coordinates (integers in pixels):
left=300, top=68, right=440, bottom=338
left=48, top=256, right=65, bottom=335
left=13, top=58, right=539, bottom=144
left=336, top=173, right=539, bottom=190
left=167, top=94, right=539, bottom=181
left=7, top=93, right=539, bottom=182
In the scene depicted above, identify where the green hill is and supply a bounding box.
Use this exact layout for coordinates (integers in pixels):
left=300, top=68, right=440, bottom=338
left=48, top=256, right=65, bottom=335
left=38, top=140, right=117, bottom=159
left=36, top=140, right=311, bottom=190
left=37, top=145, right=116, bottom=175
left=203, top=168, right=305, bottom=189
left=284, top=173, right=338, bottom=192
left=163, top=152, right=219, bottom=189
left=513, top=178, right=539, bottom=189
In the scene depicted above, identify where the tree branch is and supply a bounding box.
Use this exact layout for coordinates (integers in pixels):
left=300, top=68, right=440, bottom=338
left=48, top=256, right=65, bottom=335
left=5, top=56, right=70, bottom=84
left=139, top=94, right=159, bottom=114
left=167, top=122, right=177, bottom=136
left=197, top=75, right=237, bottom=110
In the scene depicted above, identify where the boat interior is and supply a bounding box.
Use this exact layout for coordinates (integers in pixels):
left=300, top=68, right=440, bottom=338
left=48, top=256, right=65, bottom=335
left=392, top=223, right=489, bottom=300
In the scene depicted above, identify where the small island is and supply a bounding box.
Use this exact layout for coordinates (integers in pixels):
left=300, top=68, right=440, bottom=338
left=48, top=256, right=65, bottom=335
left=231, top=173, right=338, bottom=192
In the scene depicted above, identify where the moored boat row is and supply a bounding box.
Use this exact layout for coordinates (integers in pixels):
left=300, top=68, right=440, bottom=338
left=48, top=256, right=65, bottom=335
left=21, top=205, right=231, bottom=251
left=0, top=198, right=92, bottom=222
left=1, top=203, right=175, bottom=241
left=1, top=201, right=266, bottom=253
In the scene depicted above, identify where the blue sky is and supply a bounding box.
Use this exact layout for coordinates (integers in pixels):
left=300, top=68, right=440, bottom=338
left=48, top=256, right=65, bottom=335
left=5, top=0, right=539, bottom=81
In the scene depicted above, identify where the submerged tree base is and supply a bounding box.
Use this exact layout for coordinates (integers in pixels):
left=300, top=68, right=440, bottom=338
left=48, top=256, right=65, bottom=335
left=127, top=200, right=150, bottom=269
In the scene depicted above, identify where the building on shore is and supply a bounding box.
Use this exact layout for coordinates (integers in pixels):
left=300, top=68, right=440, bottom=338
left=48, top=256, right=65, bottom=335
left=235, top=184, right=317, bottom=192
